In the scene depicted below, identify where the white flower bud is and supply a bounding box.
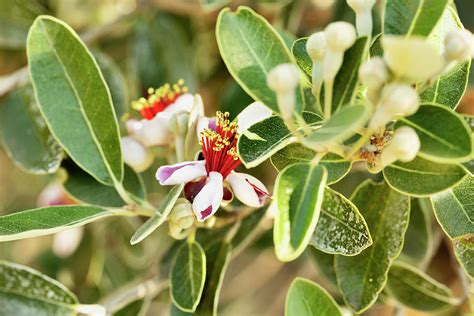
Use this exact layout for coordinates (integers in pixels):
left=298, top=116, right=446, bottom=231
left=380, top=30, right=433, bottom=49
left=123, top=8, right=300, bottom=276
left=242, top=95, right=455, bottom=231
left=324, top=22, right=357, bottom=52
left=359, top=57, right=389, bottom=90
left=53, top=227, right=83, bottom=258
left=380, top=127, right=420, bottom=166
left=445, top=29, right=474, bottom=62
left=306, top=32, right=326, bottom=61
left=168, top=111, right=190, bottom=136
left=169, top=198, right=195, bottom=229
left=380, top=83, right=419, bottom=117
left=120, top=136, right=154, bottom=172
left=347, top=0, right=376, bottom=36
left=267, top=63, right=300, bottom=119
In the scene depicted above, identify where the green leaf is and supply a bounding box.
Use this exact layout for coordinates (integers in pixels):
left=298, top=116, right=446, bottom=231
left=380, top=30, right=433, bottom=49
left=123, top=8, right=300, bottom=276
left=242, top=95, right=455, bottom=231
left=311, top=187, right=372, bottom=256
left=237, top=112, right=322, bottom=168
left=306, top=104, right=370, bottom=148
left=386, top=262, right=456, bottom=311
left=170, top=241, right=206, bottom=312
left=0, top=261, right=79, bottom=315
left=195, top=241, right=232, bottom=316
left=0, top=205, right=114, bottom=242
left=453, top=235, right=474, bottom=279
left=27, top=16, right=123, bottom=186
left=383, top=0, right=449, bottom=37
left=113, top=298, right=149, bottom=316
left=395, top=104, right=473, bottom=163
left=285, top=278, right=343, bottom=316
left=307, top=248, right=337, bottom=286
left=0, top=85, right=62, bottom=174
left=400, top=198, right=433, bottom=265
left=420, top=6, right=470, bottom=109
left=291, top=38, right=312, bottom=78
left=335, top=180, right=410, bottom=313
left=130, top=184, right=184, bottom=245
left=230, top=206, right=267, bottom=250
left=63, top=162, right=146, bottom=208
left=431, top=176, right=474, bottom=239
left=274, top=163, right=327, bottom=261
left=271, top=143, right=352, bottom=184
left=383, top=156, right=467, bottom=196
left=216, top=6, right=303, bottom=113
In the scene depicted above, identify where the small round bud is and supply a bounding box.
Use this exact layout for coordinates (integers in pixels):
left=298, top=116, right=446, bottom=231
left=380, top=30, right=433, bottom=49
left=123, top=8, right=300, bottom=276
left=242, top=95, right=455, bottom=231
left=120, top=136, right=154, bottom=172
left=347, top=0, right=376, bottom=12
left=267, top=63, right=300, bottom=93
left=170, top=198, right=195, bottom=229
left=306, top=32, right=326, bottom=61
left=359, top=57, right=389, bottom=90
left=380, top=83, right=419, bottom=117
left=324, top=22, right=357, bottom=51
left=445, top=29, right=474, bottom=62
left=381, top=127, right=420, bottom=166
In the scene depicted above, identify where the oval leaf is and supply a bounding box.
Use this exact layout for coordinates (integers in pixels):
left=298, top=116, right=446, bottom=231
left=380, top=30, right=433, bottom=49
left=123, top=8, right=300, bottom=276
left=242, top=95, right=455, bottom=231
left=216, top=6, right=303, bottom=113
left=335, top=180, right=410, bottom=313
left=274, top=163, right=327, bottom=261
left=0, top=205, right=114, bottom=242
left=0, top=85, right=62, bottom=174
left=396, top=104, right=473, bottom=163
left=0, top=261, right=78, bottom=315
left=27, top=16, right=122, bottom=185
left=311, top=188, right=372, bottom=256
left=386, top=262, right=456, bottom=311
left=271, top=143, right=352, bottom=184
left=383, top=156, right=467, bottom=196
left=171, top=241, right=206, bottom=313
left=285, top=278, right=343, bottom=316
left=453, top=235, right=474, bottom=279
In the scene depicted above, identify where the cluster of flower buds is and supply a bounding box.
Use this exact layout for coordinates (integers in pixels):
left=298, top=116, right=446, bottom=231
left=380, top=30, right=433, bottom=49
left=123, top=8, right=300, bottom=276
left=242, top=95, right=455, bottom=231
left=168, top=198, right=195, bottom=239
left=267, top=63, right=300, bottom=119
left=347, top=0, right=376, bottom=36
left=380, top=126, right=420, bottom=167
left=444, top=29, right=474, bottom=62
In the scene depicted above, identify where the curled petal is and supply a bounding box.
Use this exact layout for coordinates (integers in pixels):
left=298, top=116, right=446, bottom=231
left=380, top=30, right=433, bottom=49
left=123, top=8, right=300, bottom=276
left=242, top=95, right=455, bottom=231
left=226, top=172, right=269, bottom=207
left=192, top=172, right=223, bottom=221
left=134, top=116, right=172, bottom=147
left=161, top=93, right=194, bottom=118
left=156, top=160, right=207, bottom=185
left=236, top=102, right=273, bottom=134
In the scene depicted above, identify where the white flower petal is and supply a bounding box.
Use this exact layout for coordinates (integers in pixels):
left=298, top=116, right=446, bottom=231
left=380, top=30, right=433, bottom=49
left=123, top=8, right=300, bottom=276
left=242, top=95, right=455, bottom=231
left=163, top=93, right=194, bottom=116
left=192, top=172, right=223, bottom=221
left=121, top=136, right=153, bottom=172
left=236, top=102, right=273, bottom=134
left=156, top=160, right=207, bottom=185
left=133, top=115, right=172, bottom=146
left=226, top=172, right=269, bottom=207
left=196, top=116, right=214, bottom=137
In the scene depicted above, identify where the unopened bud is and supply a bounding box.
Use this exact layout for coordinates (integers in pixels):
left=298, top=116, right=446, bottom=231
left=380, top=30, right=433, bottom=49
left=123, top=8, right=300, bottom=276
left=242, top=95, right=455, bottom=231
left=380, top=83, right=419, bottom=117
left=359, top=57, right=388, bottom=90
left=267, top=64, right=300, bottom=119
left=120, top=136, right=154, bottom=172
left=380, top=126, right=420, bottom=166
left=324, top=22, right=357, bottom=52
left=306, top=32, right=326, bottom=61
left=169, top=112, right=190, bottom=136
left=347, top=0, right=376, bottom=36
left=445, top=29, right=474, bottom=62
left=169, top=198, right=195, bottom=229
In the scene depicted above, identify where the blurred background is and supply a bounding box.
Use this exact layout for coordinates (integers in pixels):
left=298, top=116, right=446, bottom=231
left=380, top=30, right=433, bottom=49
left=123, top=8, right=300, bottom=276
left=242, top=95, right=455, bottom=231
left=0, top=0, right=473, bottom=315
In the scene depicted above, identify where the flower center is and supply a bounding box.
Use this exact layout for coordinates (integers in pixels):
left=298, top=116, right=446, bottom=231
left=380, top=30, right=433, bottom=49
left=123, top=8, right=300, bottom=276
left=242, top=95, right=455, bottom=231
left=200, top=111, right=241, bottom=178
left=131, top=80, right=187, bottom=120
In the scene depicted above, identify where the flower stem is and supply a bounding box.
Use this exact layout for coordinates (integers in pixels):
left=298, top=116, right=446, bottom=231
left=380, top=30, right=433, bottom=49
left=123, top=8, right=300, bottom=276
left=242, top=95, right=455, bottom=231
left=324, top=79, right=334, bottom=118
left=175, top=134, right=185, bottom=163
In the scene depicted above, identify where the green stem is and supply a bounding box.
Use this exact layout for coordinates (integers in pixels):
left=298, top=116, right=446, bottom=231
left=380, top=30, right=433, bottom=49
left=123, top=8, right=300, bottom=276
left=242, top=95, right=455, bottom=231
left=324, top=79, right=334, bottom=119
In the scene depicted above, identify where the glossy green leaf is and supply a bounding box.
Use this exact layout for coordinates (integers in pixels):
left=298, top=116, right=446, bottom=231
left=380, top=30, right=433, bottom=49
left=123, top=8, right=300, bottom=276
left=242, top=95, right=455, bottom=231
left=216, top=6, right=303, bottom=113
left=194, top=241, right=232, bottom=316
left=0, top=85, right=62, bottom=174
left=400, top=199, right=432, bottom=265
left=64, top=162, right=145, bottom=208
left=0, top=205, right=114, bottom=242
left=383, top=0, right=449, bottom=37
left=335, top=180, right=410, bottom=313
left=453, top=235, right=474, bottom=279
left=170, top=241, right=206, bottom=312
left=383, top=156, right=467, bottom=196
left=431, top=176, right=474, bottom=239
left=306, top=104, right=370, bottom=148
left=386, top=262, right=456, bottom=311
left=291, top=38, right=312, bottom=78
left=274, top=163, right=327, bottom=261
left=285, top=278, right=343, bottom=316
left=396, top=104, right=473, bottom=163
left=271, top=143, right=352, bottom=184
left=420, top=6, right=470, bottom=109
left=112, top=298, right=148, bottom=316
left=0, top=261, right=78, bottom=315
left=237, top=112, right=322, bottom=168
left=130, top=184, right=184, bottom=245
left=311, top=188, right=372, bottom=256
left=27, top=16, right=123, bottom=185
left=307, top=248, right=337, bottom=286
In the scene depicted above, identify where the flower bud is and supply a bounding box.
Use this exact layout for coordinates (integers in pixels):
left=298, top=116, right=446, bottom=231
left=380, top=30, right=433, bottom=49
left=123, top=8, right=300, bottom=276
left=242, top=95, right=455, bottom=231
left=169, top=221, right=185, bottom=239
left=120, top=136, right=154, bottom=172
left=347, top=0, right=376, bottom=36
left=168, top=111, right=190, bottom=136
left=324, top=22, right=357, bottom=52
left=445, top=29, right=474, bottom=62
left=359, top=57, right=388, bottom=90
left=380, top=127, right=420, bottom=166
left=169, top=198, right=195, bottom=229
left=380, top=83, right=419, bottom=117
left=267, top=63, right=300, bottom=93
left=306, top=32, right=326, bottom=61
left=347, top=0, right=376, bottom=12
